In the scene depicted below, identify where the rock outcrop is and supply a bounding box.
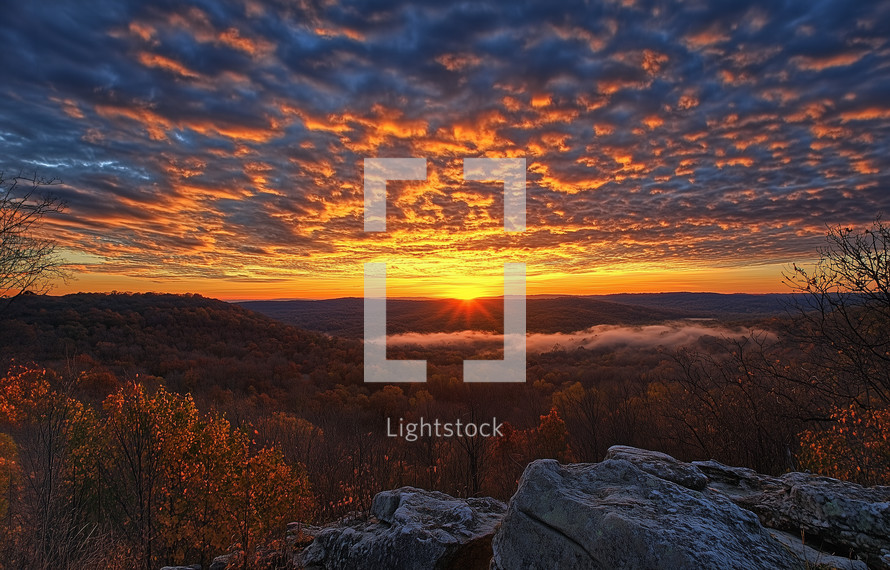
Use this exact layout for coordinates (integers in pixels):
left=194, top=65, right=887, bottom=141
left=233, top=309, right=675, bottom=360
left=296, top=446, right=888, bottom=570
left=770, top=529, right=867, bottom=570
left=300, top=487, right=506, bottom=570
left=605, top=445, right=710, bottom=490
left=491, top=456, right=805, bottom=570
left=694, top=459, right=890, bottom=569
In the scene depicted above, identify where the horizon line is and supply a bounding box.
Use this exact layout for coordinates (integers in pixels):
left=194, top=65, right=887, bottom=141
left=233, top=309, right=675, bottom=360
left=24, top=290, right=800, bottom=302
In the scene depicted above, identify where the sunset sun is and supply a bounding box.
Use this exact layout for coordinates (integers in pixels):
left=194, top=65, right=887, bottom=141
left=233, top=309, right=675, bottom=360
left=451, top=286, right=488, bottom=301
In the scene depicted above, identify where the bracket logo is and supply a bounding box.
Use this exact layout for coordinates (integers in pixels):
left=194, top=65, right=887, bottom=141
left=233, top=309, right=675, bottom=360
left=363, top=158, right=527, bottom=383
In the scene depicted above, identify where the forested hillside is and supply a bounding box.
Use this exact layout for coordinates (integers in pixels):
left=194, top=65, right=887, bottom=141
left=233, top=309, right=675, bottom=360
left=0, top=291, right=886, bottom=569
left=0, top=292, right=363, bottom=398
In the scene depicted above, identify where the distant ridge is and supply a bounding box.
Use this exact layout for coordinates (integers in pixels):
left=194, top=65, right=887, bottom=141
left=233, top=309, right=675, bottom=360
left=589, top=292, right=805, bottom=317
left=238, top=293, right=800, bottom=338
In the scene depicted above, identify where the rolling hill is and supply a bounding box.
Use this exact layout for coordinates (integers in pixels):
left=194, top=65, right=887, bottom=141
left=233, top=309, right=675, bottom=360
left=239, top=293, right=800, bottom=338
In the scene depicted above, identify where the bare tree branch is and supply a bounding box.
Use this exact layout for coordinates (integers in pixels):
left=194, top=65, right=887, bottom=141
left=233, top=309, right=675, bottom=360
left=784, top=218, right=890, bottom=405
left=0, top=171, right=68, bottom=304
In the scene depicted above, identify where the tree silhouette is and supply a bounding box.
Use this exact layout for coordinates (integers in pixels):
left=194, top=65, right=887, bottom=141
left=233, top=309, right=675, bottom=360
left=786, top=218, right=890, bottom=406
left=0, top=172, right=66, bottom=302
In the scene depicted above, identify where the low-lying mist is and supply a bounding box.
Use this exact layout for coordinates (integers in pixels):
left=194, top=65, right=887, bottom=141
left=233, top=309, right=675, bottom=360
left=386, top=322, right=772, bottom=353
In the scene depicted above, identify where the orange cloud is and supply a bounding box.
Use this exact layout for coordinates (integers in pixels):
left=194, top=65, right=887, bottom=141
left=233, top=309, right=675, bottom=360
left=715, top=157, right=754, bottom=168
left=641, top=50, right=669, bottom=75
left=684, top=27, right=729, bottom=49
left=218, top=27, right=274, bottom=57
left=840, top=106, right=890, bottom=121
left=96, top=104, right=172, bottom=141
left=313, top=26, right=365, bottom=41
left=96, top=102, right=283, bottom=143
left=642, top=115, right=664, bottom=130
left=531, top=94, right=552, bottom=108
left=137, top=52, right=201, bottom=79
left=436, top=53, right=482, bottom=71
left=50, top=97, right=85, bottom=119
left=792, top=51, right=866, bottom=71
left=128, top=21, right=155, bottom=42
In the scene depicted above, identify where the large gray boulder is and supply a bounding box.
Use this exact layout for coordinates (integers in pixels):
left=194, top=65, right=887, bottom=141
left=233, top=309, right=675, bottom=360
left=605, top=445, right=709, bottom=490
left=694, top=459, right=890, bottom=569
left=492, top=457, right=804, bottom=570
left=297, top=447, right=888, bottom=569
left=769, top=529, right=867, bottom=570
left=301, top=487, right=506, bottom=570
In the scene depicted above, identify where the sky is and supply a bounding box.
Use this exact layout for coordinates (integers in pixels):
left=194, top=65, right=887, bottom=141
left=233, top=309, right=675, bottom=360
left=1, top=0, right=889, bottom=300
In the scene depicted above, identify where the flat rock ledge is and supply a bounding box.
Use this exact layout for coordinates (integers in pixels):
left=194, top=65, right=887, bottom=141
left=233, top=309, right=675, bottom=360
left=295, top=446, right=889, bottom=570
left=693, top=457, right=890, bottom=569
left=491, top=456, right=803, bottom=570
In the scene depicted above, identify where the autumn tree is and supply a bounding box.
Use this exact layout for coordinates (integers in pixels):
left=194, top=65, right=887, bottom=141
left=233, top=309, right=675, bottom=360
left=97, top=383, right=315, bottom=569
left=226, top=446, right=314, bottom=570
left=0, top=173, right=67, bottom=303
left=99, top=383, right=189, bottom=568
left=782, top=219, right=890, bottom=483
left=531, top=408, right=572, bottom=462
left=798, top=405, right=890, bottom=485
left=553, top=382, right=607, bottom=462
left=786, top=219, right=890, bottom=406
left=660, top=332, right=817, bottom=474
left=0, top=364, right=112, bottom=570
left=452, top=397, right=493, bottom=498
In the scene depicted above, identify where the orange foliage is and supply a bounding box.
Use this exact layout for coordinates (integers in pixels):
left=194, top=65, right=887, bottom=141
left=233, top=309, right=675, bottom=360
left=798, top=405, right=890, bottom=486
left=96, top=382, right=315, bottom=567
left=0, top=369, right=317, bottom=568
left=0, top=363, right=52, bottom=423
left=532, top=408, right=573, bottom=462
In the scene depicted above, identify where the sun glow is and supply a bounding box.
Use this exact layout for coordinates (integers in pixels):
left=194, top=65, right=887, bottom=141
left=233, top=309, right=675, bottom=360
left=451, top=286, right=487, bottom=301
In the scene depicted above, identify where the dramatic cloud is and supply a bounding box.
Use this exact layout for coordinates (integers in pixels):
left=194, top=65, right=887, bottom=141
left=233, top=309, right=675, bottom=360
left=1, top=0, right=889, bottom=297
